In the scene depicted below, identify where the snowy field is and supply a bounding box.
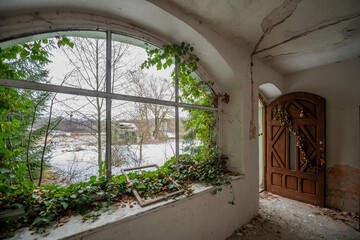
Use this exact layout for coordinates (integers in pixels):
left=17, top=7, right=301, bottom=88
left=47, top=133, right=182, bottom=184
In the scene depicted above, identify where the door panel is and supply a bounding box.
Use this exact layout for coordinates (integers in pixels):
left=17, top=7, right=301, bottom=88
left=266, top=92, right=325, bottom=206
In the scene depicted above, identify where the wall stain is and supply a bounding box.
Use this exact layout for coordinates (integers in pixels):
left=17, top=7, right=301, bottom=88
left=326, top=165, right=360, bottom=213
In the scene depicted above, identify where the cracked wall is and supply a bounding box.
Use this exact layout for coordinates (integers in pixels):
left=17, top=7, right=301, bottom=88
left=327, top=165, right=360, bottom=213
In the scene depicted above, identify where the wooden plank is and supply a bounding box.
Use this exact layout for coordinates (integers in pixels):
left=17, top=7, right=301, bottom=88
left=121, top=164, right=185, bottom=207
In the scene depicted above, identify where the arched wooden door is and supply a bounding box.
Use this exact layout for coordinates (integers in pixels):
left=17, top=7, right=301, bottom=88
left=266, top=92, right=325, bottom=206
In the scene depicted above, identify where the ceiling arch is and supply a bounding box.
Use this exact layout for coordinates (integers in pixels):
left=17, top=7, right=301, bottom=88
left=259, top=83, right=282, bottom=103
left=0, top=0, right=239, bottom=91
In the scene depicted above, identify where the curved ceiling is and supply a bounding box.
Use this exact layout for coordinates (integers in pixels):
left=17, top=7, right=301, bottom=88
left=151, top=0, right=360, bottom=74
left=0, top=0, right=240, bottom=91
left=259, top=83, right=282, bottom=102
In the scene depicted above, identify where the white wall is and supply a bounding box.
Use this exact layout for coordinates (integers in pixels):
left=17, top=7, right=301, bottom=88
left=284, top=57, right=360, bottom=213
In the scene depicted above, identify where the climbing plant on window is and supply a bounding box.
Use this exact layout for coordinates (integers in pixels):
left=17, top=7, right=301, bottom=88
left=141, top=42, right=229, bottom=153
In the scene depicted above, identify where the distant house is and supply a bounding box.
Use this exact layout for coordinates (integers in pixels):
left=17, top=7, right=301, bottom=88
left=113, top=122, right=137, bottom=144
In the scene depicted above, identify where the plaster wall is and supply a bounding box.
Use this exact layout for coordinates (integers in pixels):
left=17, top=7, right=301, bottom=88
left=284, top=57, right=360, bottom=213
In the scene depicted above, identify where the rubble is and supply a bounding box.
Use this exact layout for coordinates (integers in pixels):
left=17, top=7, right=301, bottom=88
left=227, top=192, right=360, bottom=240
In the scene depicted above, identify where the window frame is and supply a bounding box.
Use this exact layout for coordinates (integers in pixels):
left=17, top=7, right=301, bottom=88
left=0, top=29, right=218, bottom=181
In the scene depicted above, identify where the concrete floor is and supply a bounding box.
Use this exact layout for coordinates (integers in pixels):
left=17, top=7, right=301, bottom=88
left=227, top=192, right=360, bottom=240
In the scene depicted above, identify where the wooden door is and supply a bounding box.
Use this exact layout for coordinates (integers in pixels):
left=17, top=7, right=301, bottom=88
left=266, top=92, right=325, bottom=206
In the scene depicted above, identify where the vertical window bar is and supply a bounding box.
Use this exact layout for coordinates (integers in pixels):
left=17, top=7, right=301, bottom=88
left=175, top=56, right=179, bottom=173
left=105, top=30, right=112, bottom=181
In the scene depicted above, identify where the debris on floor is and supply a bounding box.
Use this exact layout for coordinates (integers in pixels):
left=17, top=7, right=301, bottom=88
left=227, top=192, right=360, bottom=240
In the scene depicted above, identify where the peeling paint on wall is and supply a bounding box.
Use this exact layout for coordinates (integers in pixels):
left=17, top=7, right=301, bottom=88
left=326, top=165, right=360, bottom=214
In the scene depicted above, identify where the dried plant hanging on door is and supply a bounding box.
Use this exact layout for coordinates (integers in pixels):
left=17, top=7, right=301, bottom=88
left=272, top=104, right=311, bottom=166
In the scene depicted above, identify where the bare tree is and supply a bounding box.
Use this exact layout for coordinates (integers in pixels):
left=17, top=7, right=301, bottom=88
left=128, top=70, right=174, bottom=139
left=62, top=37, right=132, bottom=173
left=112, top=70, right=174, bottom=166
left=146, top=76, right=174, bottom=138
left=61, top=38, right=174, bottom=171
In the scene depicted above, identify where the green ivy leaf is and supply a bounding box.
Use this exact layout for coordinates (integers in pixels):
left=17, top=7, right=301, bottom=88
left=12, top=203, right=23, bottom=209
left=102, top=202, right=109, bottom=208
left=90, top=176, right=97, bottom=182
left=61, top=201, right=69, bottom=209
left=157, top=62, right=162, bottom=70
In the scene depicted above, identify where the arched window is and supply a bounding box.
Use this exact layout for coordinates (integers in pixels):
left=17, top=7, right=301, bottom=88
left=0, top=30, right=218, bottom=185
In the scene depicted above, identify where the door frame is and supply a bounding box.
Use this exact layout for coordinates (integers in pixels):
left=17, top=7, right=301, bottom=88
left=259, top=94, right=267, bottom=191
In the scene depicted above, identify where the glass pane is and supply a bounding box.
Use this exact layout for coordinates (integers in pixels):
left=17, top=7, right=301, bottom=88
left=179, top=107, right=217, bottom=154
left=0, top=31, right=107, bottom=92
left=289, top=133, right=296, bottom=171
left=179, top=72, right=216, bottom=107
left=111, top=33, right=175, bottom=101
left=111, top=100, right=175, bottom=175
left=48, top=93, right=107, bottom=185
left=2, top=89, right=106, bottom=186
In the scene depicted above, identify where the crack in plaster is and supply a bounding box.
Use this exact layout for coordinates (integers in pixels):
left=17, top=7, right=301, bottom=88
left=255, top=12, right=360, bottom=55
left=235, top=111, right=241, bottom=124
left=253, top=0, right=302, bottom=55
left=249, top=0, right=301, bottom=140
left=260, top=17, right=360, bottom=73
left=261, top=0, right=302, bottom=39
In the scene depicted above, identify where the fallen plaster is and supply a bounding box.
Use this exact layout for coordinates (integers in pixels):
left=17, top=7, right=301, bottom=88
left=227, top=192, right=360, bottom=240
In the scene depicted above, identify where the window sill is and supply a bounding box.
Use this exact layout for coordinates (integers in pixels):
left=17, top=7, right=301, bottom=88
left=12, top=175, right=245, bottom=240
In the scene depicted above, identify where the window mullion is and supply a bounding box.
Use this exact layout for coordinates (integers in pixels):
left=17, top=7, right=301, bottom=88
left=175, top=56, right=179, bottom=173
left=0, top=78, right=217, bottom=111
left=105, top=30, right=112, bottom=181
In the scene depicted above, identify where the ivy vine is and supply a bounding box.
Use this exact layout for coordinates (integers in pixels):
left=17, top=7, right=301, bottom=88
left=0, top=41, right=235, bottom=238
left=141, top=42, right=229, bottom=153
left=0, top=154, right=232, bottom=238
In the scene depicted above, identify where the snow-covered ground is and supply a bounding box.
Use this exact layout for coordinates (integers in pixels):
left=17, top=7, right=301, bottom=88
left=48, top=134, right=183, bottom=184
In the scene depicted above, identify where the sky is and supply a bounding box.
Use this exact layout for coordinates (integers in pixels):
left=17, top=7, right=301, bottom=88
left=45, top=36, right=189, bottom=120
